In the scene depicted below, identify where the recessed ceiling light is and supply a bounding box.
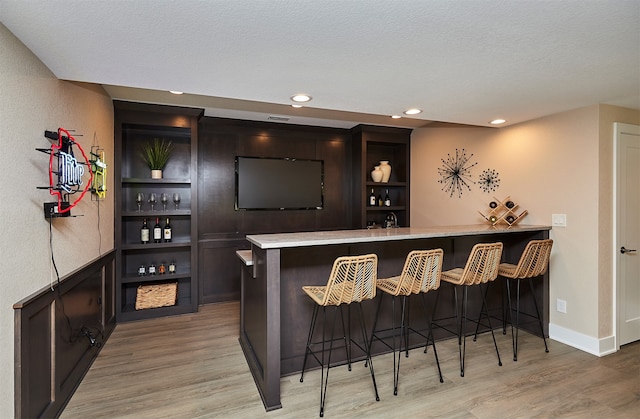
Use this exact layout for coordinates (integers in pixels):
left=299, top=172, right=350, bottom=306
left=403, top=108, right=422, bottom=115
left=490, top=119, right=506, bottom=125
left=391, top=115, right=402, bottom=119
left=291, top=104, right=303, bottom=108
left=169, top=90, right=183, bottom=95
left=291, top=94, right=312, bottom=103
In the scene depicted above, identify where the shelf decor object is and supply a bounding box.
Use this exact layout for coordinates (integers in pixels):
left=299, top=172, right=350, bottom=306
left=478, top=195, right=528, bottom=227
left=438, top=148, right=477, bottom=198
left=379, top=160, right=391, bottom=182
left=135, top=282, right=177, bottom=310
left=139, top=138, right=174, bottom=179
left=371, top=165, right=383, bottom=182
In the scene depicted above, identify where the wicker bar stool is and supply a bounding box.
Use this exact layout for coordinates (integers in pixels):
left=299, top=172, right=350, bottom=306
left=299, top=253, right=380, bottom=417
left=437, top=242, right=503, bottom=377
left=499, top=239, right=553, bottom=361
left=368, top=249, right=444, bottom=395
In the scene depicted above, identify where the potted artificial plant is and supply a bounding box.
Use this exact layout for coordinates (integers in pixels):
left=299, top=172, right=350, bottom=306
left=139, top=138, right=174, bottom=179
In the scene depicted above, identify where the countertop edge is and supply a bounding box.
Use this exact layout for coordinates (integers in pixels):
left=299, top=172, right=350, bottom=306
left=247, top=224, right=552, bottom=249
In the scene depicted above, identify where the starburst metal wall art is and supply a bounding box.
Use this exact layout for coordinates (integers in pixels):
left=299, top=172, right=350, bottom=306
left=478, top=168, right=500, bottom=193
left=437, top=148, right=477, bottom=198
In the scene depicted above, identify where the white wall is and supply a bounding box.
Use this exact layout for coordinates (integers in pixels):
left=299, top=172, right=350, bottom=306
left=410, top=105, right=639, bottom=355
left=0, top=24, right=114, bottom=417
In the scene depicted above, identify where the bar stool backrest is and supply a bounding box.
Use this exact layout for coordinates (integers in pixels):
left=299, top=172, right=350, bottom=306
left=321, top=253, right=378, bottom=306
left=506, top=239, right=553, bottom=279
left=394, top=249, right=444, bottom=296
left=459, top=242, right=503, bottom=286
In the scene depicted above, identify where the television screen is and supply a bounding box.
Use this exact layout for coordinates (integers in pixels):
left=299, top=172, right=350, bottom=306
left=235, top=156, right=324, bottom=210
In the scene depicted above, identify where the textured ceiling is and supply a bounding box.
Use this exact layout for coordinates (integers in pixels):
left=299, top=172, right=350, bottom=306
left=1, top=0, right=639, bottom=128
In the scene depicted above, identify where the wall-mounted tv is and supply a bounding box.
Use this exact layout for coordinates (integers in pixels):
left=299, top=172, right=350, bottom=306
left=235, top=156, right=324, bottom=210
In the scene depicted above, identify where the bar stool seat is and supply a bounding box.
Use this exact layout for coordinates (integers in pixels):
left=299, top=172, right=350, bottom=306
left=368, top=249, right=444, bottom=395
left=299, top=253, right=380, bottom=417
left=499, top=239, right=553, bottom=361
left=438, top=242, right=503, bottom=377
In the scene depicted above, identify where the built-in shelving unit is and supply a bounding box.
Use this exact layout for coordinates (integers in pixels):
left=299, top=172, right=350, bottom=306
left=114, top=101, right=203, bottom=322
left=352, top=125, right=412, bottom=229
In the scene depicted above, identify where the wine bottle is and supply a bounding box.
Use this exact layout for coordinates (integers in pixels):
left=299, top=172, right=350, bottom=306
left=141, top=218, right=150, bottom=244
left=153, top=217, right=162, bottom=243
left=384, top=189, right=391, bottom=207
left=369, top=188, right=376, bottom=206
left=377, top=193, right=383, bottom=207
left=163, top=217, right=172, bottom=242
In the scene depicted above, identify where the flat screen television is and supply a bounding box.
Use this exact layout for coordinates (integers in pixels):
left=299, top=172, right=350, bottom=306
left=235, top=156, right=324, bottom=210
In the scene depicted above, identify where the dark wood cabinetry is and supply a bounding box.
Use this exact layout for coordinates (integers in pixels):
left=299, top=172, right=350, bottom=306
left=114, top=101, right=203, bottom=321
left=114, top=105, right=412, bottom=310
left=197, top=117, right=353, bottom=303
left=351, top=125, right=412, bottom=228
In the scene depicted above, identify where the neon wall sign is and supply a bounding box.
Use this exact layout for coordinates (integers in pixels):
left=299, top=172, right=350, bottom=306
left=90, top=146, right=107, bottom=199
left=37, top=128, right=93, bottom=217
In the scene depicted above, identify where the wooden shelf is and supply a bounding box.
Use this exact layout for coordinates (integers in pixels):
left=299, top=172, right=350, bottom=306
left=121, top=241, right=191, bottom=251
left=366, top=206, right=406, bottom=212
left=122, top=177, right=191, bottom=184
left=121, top=272, right=191, bottom=284
left=366, top=181, right=407, bottom=187
left=122, top=210, right=191, bottom=217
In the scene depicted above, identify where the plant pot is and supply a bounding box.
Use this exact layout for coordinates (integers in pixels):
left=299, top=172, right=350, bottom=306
left=151, top=170, right=163, bottom=179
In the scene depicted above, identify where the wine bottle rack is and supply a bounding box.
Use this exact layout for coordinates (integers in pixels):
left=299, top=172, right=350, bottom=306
left=478, top=195, right=528, bottom=227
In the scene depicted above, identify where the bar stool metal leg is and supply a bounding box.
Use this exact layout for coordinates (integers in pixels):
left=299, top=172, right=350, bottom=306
left=420, top=293, right=444, bottom=383
left=528, top=278, right=549, bottom=354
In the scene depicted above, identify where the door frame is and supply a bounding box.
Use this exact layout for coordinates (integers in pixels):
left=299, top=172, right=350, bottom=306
left=614, top=122, right=640, bottom=349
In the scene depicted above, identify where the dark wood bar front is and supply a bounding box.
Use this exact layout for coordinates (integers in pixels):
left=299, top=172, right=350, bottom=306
left=239, top=225, right=551, bottom=411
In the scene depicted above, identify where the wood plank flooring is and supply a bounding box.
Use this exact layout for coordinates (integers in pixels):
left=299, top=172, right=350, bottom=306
left=62, top=301, right=639, bottom=418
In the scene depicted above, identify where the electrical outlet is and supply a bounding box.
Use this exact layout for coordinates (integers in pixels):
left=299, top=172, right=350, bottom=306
left=552, top=214, right=567, bottom=227
left=556, top=298, right=567, bottom=313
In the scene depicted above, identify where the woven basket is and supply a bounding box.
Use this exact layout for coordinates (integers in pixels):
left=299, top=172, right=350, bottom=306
left=135, top=282, right=177, bottom=310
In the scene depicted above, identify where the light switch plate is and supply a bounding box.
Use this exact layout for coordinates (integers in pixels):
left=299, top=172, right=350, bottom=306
left=552, top=214, right=567, bottom=227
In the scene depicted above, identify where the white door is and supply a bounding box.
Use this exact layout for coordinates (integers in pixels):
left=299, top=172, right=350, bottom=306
left=616, top=123, right=640, bottom=347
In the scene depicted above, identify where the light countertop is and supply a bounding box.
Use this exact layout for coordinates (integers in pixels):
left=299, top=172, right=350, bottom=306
left=247, top=224, right=551, bottom=249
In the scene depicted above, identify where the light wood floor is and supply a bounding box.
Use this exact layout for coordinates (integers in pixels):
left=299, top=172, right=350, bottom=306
left=62, top=301, right=639, bottom=418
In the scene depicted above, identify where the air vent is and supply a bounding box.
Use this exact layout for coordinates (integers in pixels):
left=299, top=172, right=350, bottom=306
left=268, top=115, right=290, bottom=121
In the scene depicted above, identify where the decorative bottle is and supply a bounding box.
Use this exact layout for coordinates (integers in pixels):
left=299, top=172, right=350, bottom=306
left=163, top=217, right=172, bottom=242
left=140, top=219, right=150, bottom=244
left=153, top=217, right=162, bottom=243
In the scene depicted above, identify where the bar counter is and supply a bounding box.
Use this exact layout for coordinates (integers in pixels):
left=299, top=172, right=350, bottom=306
left=239, top=224, right=551, bottom=411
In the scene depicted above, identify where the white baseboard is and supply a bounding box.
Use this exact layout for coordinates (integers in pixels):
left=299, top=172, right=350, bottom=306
left=549, top=323, right=617, bottom=357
